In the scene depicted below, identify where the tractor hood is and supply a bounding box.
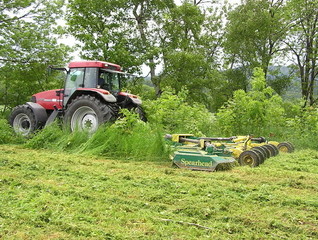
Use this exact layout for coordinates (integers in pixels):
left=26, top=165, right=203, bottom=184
left=31, top=89, right=63, bottom=110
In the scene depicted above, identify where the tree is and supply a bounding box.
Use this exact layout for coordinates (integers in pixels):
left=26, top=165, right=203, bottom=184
left=224, top=0, right=289, bottom=79
left=66, top=0, right=175, bottom=95
left=0, top=0, right=71, bottom=111
left=284, top=0, right=318, bottom=106
left=159, top=2, right=230, bottom=110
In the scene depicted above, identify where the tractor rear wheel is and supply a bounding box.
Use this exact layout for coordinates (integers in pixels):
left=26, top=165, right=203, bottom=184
left=277, top=142, right=294, bottom=153
left=238, top=150, right=260, bottom=167
left=64, top=95, right=117, bottom=133
left=9, top=105, right=39, bottom=136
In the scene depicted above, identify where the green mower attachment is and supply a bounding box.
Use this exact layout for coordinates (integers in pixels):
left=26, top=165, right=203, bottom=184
left=165, top=134, right=236, bottom=172
left=165, top=134, right=294, bottom=170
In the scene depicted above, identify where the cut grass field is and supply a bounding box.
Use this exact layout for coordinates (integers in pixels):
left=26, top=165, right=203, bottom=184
left=0, top=145, right=317, bottom=239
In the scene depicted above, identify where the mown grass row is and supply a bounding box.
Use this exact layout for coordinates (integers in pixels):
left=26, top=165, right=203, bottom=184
left=0, top=145, right=317, bottom=239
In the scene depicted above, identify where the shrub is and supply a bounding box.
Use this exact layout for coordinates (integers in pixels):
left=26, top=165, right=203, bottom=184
left=144, top=88, right=216, bottom=136
left=285, top=106, right=318, bottom=149
left=215, top=68, right=286, bottom=138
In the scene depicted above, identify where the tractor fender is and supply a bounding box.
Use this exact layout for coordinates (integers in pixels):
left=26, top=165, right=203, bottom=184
left=130, top=97, right=142, bottom=105
left=66, top=89, right=117, bottom=106
left=95, top=91, right=117, bottom=103
left=26, top=102, right=48, bottom=124
left=118, top=92, right=142, bottom=105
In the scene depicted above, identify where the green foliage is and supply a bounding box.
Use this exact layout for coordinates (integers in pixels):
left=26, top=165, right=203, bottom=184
left=125, top=77, right=156, bottom=100
left=161, top=51, right=229, bottom=111
left=216, top=68, right=286, bottom=137
left=0, top=0, right=71, bottom=108
left=24, top=113, right=169, bottom=162
left=82, top=117, right=168, bottom=161
left=0, top=145, right=317, bottom=239
left=24, top=122, right=65, bottom=150
left=285, top=106, right=318, bottom=149
left=0, top=119, right=24, bottom=144
left=285, top=0, right=318, bottom=106
left=144, top=88, right=215, bottom=136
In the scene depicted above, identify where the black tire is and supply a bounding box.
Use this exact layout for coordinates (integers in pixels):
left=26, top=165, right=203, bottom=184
left=251, top=148, right=266, bottom=164
left=239, top=150, right=261, bottom=167
left=259, top=145, right=271, bottom=159
left=263, top=145, right=275, bottom=157
left=253, top=146, right=270, bottom=159
left=135, top=105, right=147, bottom=122
left=64, top=95, right=117, bottom=133
left=286, top=142, right=295, bottom=151
left=277, top=142, right=294, bottom=153
left=268, top=144, right=279, bottom=156
left=9, top=105, right=39, bottom=136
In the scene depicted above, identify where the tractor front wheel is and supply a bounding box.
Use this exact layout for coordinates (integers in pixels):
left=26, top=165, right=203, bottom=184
left=9, top=105, right=38, bottom=136
left=134, top=105, right=147, bottom=122
left=64, top=95, right=117, bottom=133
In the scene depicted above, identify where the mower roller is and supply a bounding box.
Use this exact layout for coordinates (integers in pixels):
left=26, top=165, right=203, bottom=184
left=166, top=134, right=294, bottom=171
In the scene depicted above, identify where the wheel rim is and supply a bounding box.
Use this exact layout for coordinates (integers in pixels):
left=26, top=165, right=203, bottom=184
left=241, top=155, right=255, bottom=166
left=13, top=113, right=31, bottom=136
left=71, top=106, right=98, bottom=132
left=278, top=145, right=289, bottom=153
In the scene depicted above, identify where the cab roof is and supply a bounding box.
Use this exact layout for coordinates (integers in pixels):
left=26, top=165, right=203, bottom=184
left=68, top=61, right=121, bottom=71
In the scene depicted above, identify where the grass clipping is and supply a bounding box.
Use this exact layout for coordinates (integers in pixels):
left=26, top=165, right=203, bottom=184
left=25, top=114, right=169, bottom=162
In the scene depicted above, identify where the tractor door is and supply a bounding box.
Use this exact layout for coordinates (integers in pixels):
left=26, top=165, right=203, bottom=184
left=63, top=68, right=98, bottom=106
left=99, top=70, right=121, bottom=93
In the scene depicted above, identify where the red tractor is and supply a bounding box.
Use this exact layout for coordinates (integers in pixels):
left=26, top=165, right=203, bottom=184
left=9, top=60, right=146, bottom=136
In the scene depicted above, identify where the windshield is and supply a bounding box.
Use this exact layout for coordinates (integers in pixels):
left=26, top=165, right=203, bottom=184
left=99, top=70, right=121, bottom=92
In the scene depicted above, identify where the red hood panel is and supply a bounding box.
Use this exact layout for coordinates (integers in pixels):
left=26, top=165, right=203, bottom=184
left=33, top=89, right=63, bottom=110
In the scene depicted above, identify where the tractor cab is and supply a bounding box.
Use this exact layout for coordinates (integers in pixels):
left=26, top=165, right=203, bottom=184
left=60, top=60, right=141, bottom=107
left=63, top=61, right=124, bottom=105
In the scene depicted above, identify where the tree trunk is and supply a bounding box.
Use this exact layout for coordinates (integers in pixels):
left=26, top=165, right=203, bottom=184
left=133, top=2, right=161, bottom=96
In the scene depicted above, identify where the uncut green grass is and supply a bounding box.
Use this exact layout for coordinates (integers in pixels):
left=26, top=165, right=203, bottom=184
left=0, top=145, right=317, bottom=239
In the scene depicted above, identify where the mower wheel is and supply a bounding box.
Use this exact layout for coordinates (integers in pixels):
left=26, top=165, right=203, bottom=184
left=252, top=148, right=266, bottom=163
left=267, top=144, right=279, bottom=156
left=64, top=95, right=117, bottom=133
left=253, top=146, right=270, bottom=159
left=259, top=146, right=271, bottom=159
left=262, top=145, right=274, bottom=157
left=9, top=105, right=39, bottom=136
left=239, top=150, right=260, bottom=167
left=286, top=142, right=295, bottom=151
left=277, top=142, right=294, bottom=153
